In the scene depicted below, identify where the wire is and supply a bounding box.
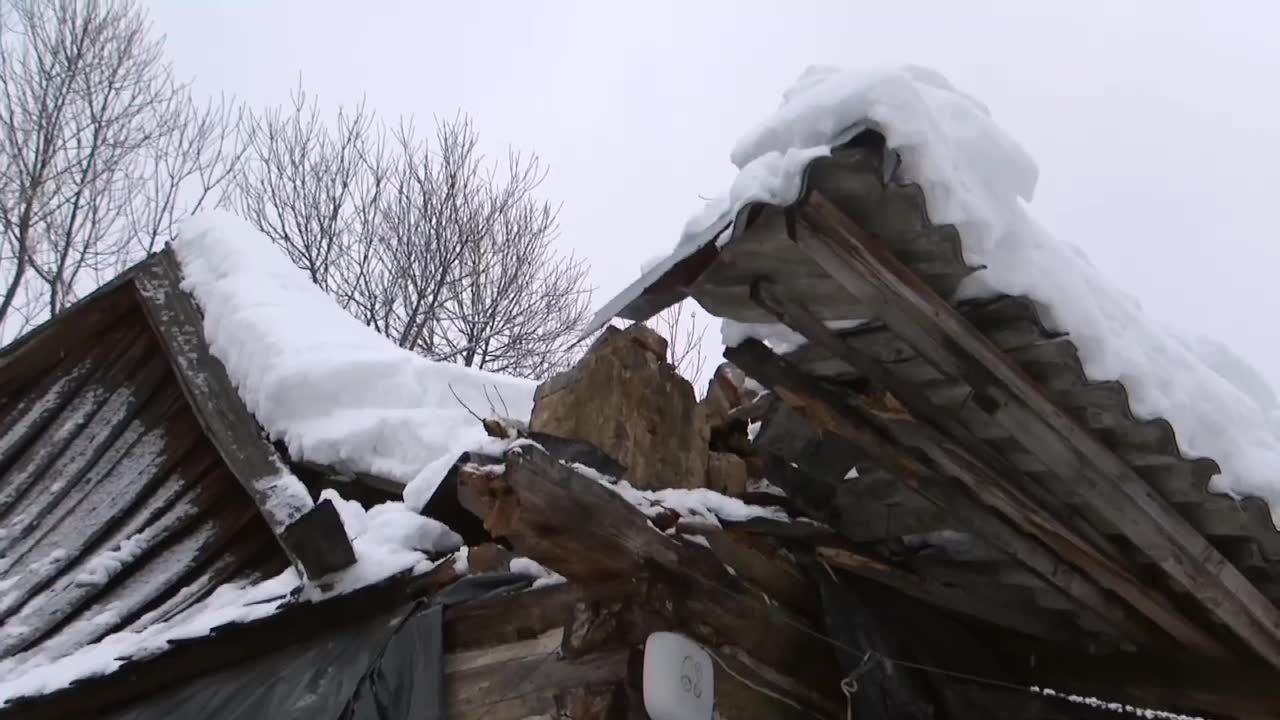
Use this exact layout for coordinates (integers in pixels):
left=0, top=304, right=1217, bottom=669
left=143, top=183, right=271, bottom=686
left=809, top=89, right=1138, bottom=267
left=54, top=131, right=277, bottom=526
left=465, top=647, right=563, bottom=719
left=457, top=568, right=1203, bottom=720
left=703, top=646, right=818, bottom=717
left=759, top=596, right=1207, bottom=720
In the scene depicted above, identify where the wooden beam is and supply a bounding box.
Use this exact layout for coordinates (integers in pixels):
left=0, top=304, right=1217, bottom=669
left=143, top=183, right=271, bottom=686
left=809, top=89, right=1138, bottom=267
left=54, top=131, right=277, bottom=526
left=446, top=647, right=631, bottom=719
left=750, top=279, right=1227, bottom=657
left=697, top=530, right=820, bottom=616
left=454, top=445, right=845, bottom=707
left=816, top=546, right=1082, bottom=646
left=796, top=189, right=1280, bottom=667
left=725, top=338, right=1153, bottom=647
left=1003, top=641, right=1280, bottom=720
left=131, top=249, right=355, bottom=580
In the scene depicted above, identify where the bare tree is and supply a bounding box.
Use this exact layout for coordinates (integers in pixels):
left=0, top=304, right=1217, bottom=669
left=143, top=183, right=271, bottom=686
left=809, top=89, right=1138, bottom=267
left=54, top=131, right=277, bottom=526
left=125, top=91, right=245, bottom=259
left=0, top=0, right=241, bottom=338
left=229, top=96, right=592, bottom=379
left=230, top=81, right=381, bottom=296
left=652, top=299, right=709, bottom=388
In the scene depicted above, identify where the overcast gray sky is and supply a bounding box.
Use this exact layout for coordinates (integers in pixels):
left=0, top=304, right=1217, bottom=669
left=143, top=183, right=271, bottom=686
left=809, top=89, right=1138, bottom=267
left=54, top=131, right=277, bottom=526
left=145, top=1, right=1280, bottom=386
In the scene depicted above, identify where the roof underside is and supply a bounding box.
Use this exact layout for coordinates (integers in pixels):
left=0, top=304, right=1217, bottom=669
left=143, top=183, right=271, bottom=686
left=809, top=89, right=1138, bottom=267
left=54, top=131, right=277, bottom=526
left=617, top=130, right=1280, bottom=669
left=0, top=283, right=288, bottom=668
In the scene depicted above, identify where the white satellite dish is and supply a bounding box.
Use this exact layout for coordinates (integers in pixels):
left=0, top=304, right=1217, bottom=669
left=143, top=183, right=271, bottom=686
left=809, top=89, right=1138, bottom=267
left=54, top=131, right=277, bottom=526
left=643, top=632, right=715, bottom=720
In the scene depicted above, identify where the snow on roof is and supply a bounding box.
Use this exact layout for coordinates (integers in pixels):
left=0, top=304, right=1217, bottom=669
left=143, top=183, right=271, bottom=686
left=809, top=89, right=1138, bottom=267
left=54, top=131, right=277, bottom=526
left=614, top=64, right=1280, bottom=523
left=0, top=212, right=546, bottom=706
left=0, top=495, right=458, bottom=706
left=173, top=212, right=537, bottom=510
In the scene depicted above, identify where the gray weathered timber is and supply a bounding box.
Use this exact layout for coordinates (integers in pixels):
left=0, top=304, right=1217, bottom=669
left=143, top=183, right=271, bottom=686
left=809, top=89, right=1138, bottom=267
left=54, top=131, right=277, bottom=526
left=796, top=188, right=1280, bottom=668
left=749, top=278, right=1225, bottom=657
left=131, top=249, right=355, bottom=580
left=724, top=339, right=1153, bottom=648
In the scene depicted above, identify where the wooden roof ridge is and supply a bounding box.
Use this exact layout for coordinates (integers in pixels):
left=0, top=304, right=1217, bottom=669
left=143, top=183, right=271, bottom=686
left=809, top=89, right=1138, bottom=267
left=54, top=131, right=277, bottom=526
left=0, top=248, right=355, bottom=582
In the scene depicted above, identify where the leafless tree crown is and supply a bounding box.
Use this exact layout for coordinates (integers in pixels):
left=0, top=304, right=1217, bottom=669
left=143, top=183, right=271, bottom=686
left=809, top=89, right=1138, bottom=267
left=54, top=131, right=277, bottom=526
left=228, top=92, right=592, bottom=379
left=651, top=299, right=709, bottom=389
left=0, top=1, right=592, bottom=380
left=0, top=0, right=242, bottom=337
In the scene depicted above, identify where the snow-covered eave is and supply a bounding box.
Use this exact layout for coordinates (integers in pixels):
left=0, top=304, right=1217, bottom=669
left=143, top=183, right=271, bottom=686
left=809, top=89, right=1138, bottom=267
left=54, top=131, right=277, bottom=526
left=583, top=121, right=875, bottom=337
left=130, top=247, right=355, bottom=581
left=581, top=213, right=729, bottom=337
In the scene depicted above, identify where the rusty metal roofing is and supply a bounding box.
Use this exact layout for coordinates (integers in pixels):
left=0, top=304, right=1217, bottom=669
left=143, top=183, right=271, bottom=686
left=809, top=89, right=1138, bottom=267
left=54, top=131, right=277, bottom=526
left=602, top=129, right=1280, bottom=669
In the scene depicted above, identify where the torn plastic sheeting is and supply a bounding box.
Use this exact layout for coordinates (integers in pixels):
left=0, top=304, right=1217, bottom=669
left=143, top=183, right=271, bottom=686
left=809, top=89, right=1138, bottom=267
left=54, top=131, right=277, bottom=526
left=104, top=573, right=533, bottom=720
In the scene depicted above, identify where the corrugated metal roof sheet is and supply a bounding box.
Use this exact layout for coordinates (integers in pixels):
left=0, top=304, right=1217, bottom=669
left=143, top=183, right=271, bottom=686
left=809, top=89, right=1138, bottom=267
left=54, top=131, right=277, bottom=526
left=602, top=129, right=1280, bottom=665
left=0, top=279, right=289, bottom=674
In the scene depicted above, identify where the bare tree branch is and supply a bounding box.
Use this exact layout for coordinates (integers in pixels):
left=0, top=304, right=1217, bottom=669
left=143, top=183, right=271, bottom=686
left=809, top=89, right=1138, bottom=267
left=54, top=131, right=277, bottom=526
left=0, top=0, right=241, bottom=338
left=227, top=98, right=592, bottom=379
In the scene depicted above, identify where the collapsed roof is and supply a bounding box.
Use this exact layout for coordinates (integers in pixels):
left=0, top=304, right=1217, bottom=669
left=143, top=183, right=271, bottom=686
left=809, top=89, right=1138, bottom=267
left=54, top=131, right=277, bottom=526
left=595, top=64, right=1280, bottom=679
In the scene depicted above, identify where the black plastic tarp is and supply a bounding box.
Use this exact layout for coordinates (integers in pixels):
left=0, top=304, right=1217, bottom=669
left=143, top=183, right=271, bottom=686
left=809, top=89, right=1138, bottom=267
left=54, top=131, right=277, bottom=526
left=814, top=568, right=1122, bottom=720
left=105, top=573, right=531, bottom=720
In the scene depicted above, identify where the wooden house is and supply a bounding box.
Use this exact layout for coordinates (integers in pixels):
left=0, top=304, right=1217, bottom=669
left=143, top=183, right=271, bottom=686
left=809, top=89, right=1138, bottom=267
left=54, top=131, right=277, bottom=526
left=1, top=131, right=1279, bottom=719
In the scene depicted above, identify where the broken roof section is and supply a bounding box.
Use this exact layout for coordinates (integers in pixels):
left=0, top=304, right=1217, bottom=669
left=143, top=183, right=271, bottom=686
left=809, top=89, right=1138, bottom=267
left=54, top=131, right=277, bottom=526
left=0, top=248, right=355, bottom=701
left=175, top=213, right=537, bottom=511
left=593, top=64, right=1280, bottom=671
left=0, top=214, right=541, bottom=708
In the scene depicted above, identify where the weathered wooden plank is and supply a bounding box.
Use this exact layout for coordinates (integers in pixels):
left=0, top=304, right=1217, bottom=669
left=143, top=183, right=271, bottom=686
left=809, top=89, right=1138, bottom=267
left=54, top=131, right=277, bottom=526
left=817, top=546, right=1083, bottom=646
left=131, top=249, right=355, bottom=580
left=725, top=338, right=1159, bottom=648
left=753, top=286, right=1129, bottom=594
left=446, top=627, right=565, bottom=674
left=445, top=648, right=630, bottom=717
left=798, top=189, right=1280, bottom=666
left=455, top=446, right=844, bottom=700
left=835, top=492, right=955, bottom=542
left=445, top=582, right=601, bottom=652
left=788, top=296, right=1057, bottom=377
left=1012, top=643, right=1280, bottom=720
left=697, top=531, right=819, bottom=616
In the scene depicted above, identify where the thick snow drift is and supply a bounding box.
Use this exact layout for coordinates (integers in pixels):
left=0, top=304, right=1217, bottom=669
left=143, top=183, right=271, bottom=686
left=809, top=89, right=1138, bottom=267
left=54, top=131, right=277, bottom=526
left=174, top=213, right=536, bottom=510
left=645, top=65, right=1280, bottom=522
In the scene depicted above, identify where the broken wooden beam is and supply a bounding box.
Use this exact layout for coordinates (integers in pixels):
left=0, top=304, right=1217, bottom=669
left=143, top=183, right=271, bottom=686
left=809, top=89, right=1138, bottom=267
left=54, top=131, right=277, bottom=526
left=132, top=249, right=355, bottom=580
left=795, top=189, right=1280, bottom=667
left=724, top=338, right=1154, bottom=648
left=750, top=278, right=1227, bottom=658
left=453, top=444, right=844, bottom=711
left=816, top=546, right=1082, bottom=646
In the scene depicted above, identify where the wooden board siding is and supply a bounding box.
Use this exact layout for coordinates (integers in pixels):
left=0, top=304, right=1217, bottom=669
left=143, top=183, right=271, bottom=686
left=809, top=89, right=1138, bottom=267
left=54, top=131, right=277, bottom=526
left=0, top=290, right=290, bottom=665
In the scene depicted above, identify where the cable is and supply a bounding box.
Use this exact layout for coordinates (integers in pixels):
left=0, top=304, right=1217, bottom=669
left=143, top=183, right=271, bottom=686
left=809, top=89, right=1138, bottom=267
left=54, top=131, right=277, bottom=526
left=703, top=646, right=818, bottom=717
left=759, top=597, right=1207, bottom=720
left=465, top=647, right=563, bottom=720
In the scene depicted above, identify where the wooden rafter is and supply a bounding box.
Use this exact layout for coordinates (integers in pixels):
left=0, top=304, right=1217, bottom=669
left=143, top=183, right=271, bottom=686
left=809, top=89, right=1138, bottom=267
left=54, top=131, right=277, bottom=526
left=131, top=249, right=356, bottom=580
left=815, top=546, right=1082, bottom=646
left=453, top=443, right=845, bottom=712
left=748, top=279, right=1227, bottom=657
left=794, top=189, right=1280, bottom=667
left=724, top=338, right=1153, bottom=647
